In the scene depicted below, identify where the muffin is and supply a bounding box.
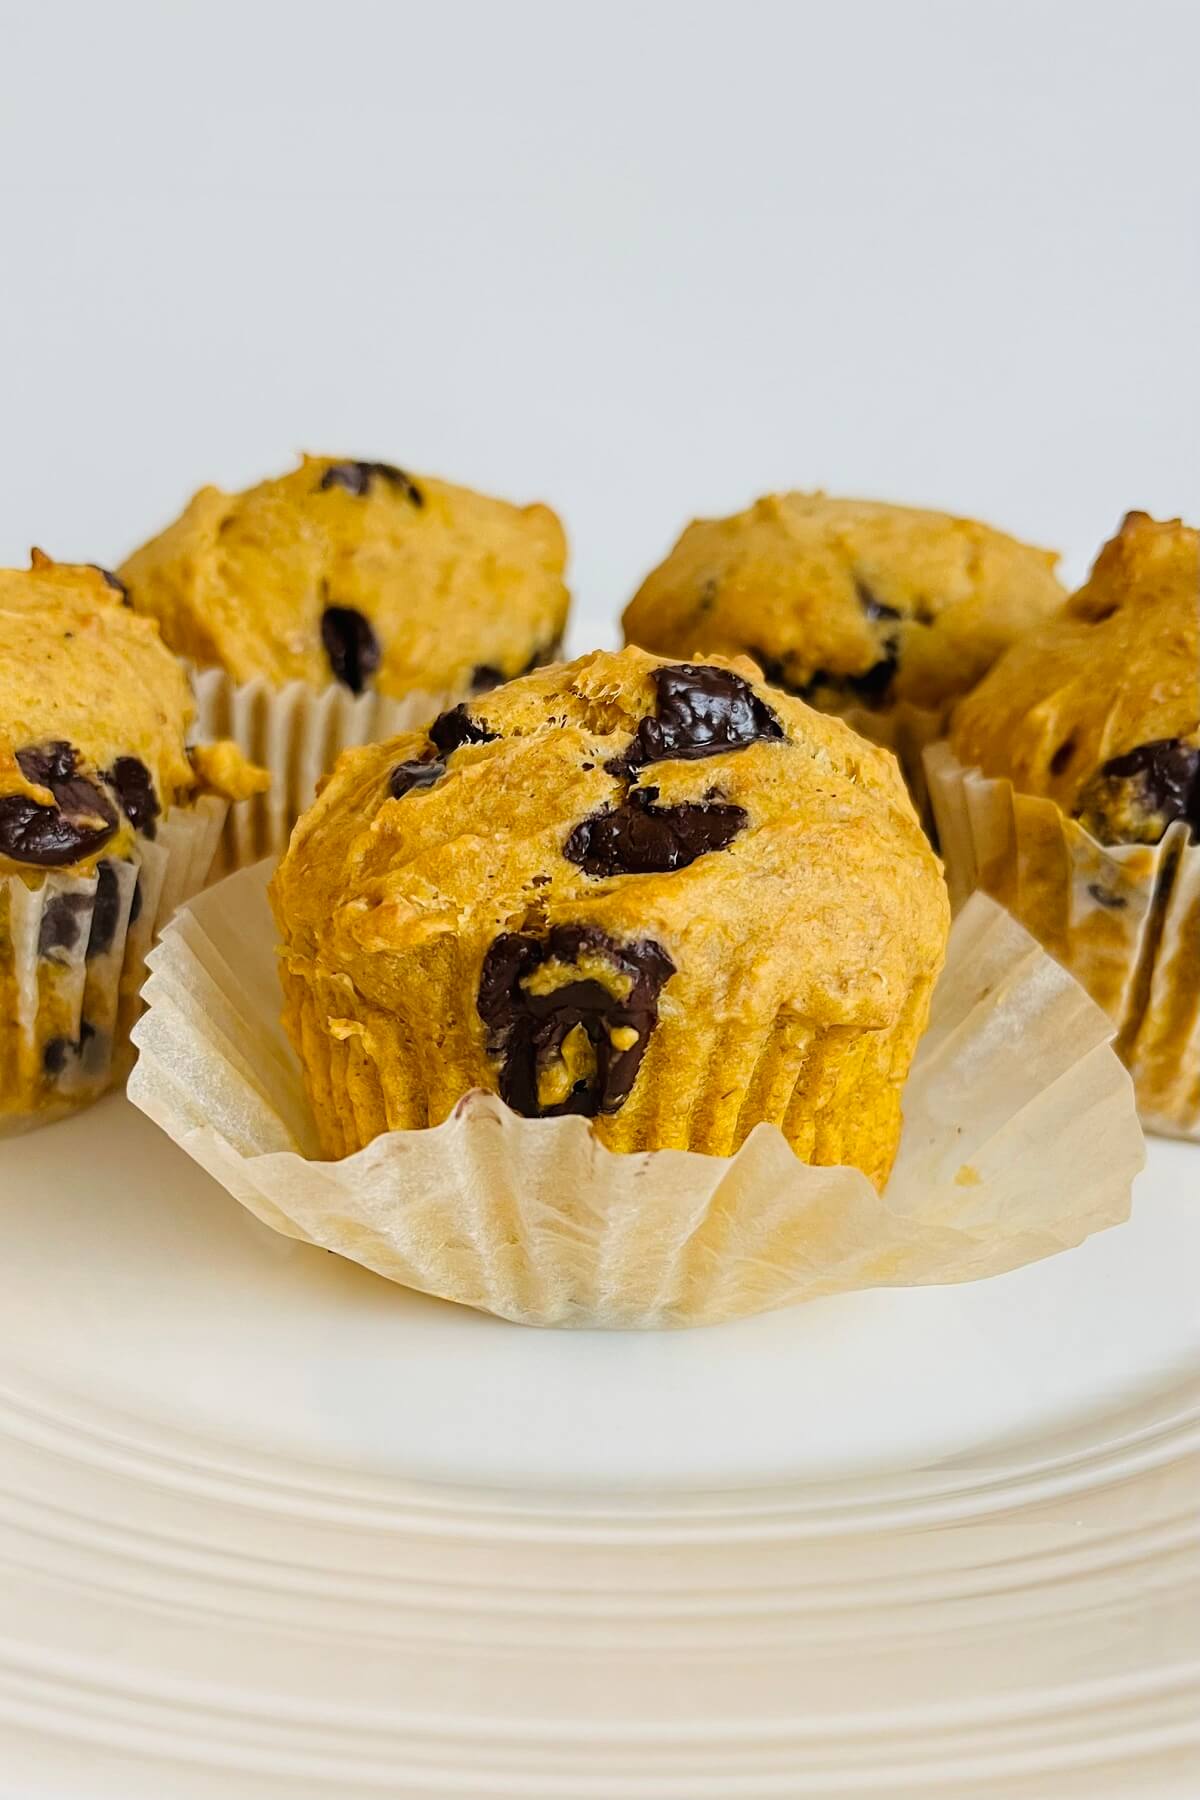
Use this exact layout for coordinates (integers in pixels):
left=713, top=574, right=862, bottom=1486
left=270, top=647, right=949, bottom=1189
left=935, top=511, right=1200, bottom=1135
left=119, top=455, right=570, bottom=867
left=0, top=551, right=264, bottom=1131
left=623, top=493, right=1066, bottom=803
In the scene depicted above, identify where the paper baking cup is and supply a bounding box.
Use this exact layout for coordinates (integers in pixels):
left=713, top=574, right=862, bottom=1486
left=0, top=795, right=227, bottom=1137
left=127, top=860, right=1143, bottom=1329
left=925, top=742, right=1200, bottom=1140
left=190, top=667, right=459, bottom=877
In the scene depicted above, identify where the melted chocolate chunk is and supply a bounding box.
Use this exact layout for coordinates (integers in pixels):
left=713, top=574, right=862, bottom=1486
left=1076, top=738, right=1200, bottom=846
left=321, top=606, right=381, bottom=695
left=18, top=742, right=77, bottom=789
left=612, top=664, right=784, bottom=774
left=429, top=704, right=497, bottom=755
left=38, top=892, right=92, bottom=958
left=1086, top=882, right=1128, bottom=911
left=318, top=461, right=424, bottom=506
left=752, top=646, right=898, bottom=709
left=564, top=788, right=747, bottom=877
left=855, top=579, right=902, bottom=626
left=1, top=743, right=118, bottom=868
left=808, top=651, right=899, bottom=709
left=87, top=860, right=123, bottom=958
left=36, top=860, right=126, bottom=960
left=106, top=756, right=159, bottom=838
left=388, top=757, right=446, bottom=799
left=90, top=565, right=131, bottom=604
left=42, top=1020, right=96, bottom=1080
left=749, top=647, right=794, bottom=692
left=753, top=586, right=904, bottom=711
left=470, top=638, right=564, bottom=694
left=478, top=925, right=675, bottom=1119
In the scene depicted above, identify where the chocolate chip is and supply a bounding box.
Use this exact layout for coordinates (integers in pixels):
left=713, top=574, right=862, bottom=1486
left=855, top=579, right=902, bottom=626
left=18, top=742, right=77, bottom=789
left=471, top=639, right=563, bottom=693
left=90, top=565, right=131, bottom=604
left=478, top=925, right=675, bottom=1118
left=318, top=461, right=424, bottom=506
left=86, top=860, right=123, bottom=958
left=429, top=704, right=497, bottom=755
left=1075, top=738, right=1200, bottom=846
left=38, top=892, right=92, bottom=958
left=752, top=646, right=897, bottom=708
left=388, top=757, right=446, bottom=799
left=42, top=1020, right=95, bottom=1081
left=564, top=788, right=748, bottom=876
left=612, top=664, right=784, bottom=774
left=812, top=652, right=898, bottom=708
left=1, top=743, right=118, bottom=868
left=750, top=648, right=794, bottom=692
left=752, top=587, right=903, bottom=711
left=106, top=756, right=160, bottom=839
left=321, top=606, right=381, bottom=695
left=1086, top=882, right=1128, bottom=911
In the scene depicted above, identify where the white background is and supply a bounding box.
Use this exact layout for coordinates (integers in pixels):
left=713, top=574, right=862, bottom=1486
left=0, top=0, right=1197, bottom=633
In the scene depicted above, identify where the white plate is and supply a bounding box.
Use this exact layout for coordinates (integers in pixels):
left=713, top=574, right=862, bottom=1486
left=1, top=1096, right=1198, bottom=1797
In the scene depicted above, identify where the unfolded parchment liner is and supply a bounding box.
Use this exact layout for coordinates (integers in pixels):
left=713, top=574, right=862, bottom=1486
left=0, top=795, right=228, bottom=1136
left=190, top=667, right=460, bottom=878
left=926, top=742, right=1200, bottom=1141
left=128, top=859, right=1144, bottom=1329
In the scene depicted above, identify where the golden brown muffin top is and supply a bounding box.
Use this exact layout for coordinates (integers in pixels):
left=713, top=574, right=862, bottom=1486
left=623, top=492, right=1065, bottom=715
left=0, top=551, right=264, bottom=880
left=119, top=454, right=570, bottom=699
left=951, top=512, right=1200, bottom=845
left=272, top=647, right=948, bottom=1120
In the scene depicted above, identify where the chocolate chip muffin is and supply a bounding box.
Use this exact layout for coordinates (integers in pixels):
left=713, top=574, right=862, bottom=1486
left=935, top=511, right=1200, bottom=1135
left=270, top=647, right=949, bottom=1189
left=951, top=512, right=1199, bottom=840
left=120, top=455, right=570, bottom=700
left=623, top=493, right=1066, bottom=801
left=0, top=552, right=264, bottom=1130
left=118, top=455, right=569, bottom=869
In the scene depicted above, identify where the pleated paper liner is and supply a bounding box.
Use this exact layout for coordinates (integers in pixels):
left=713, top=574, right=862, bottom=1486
left=190, top=667, right=459, bottom=878
left=276, top=928, right=936, bottom=1183
left=925, top=742, right=1200, bottom=1140
left=127, top=860, right=1143, bottom=1329
left=0, top=795, right=227, bottom=1137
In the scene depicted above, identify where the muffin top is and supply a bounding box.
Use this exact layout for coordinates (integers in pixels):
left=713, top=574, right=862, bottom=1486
left=119, top=455, right=570, bottom=699
left=0, top=552, right=263, bottom=880
left=623, top=492, right=1065, bottom=716
left=951, top=512, right=1200, bottom=846
left=272, top=647, right=948, bottom=1119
